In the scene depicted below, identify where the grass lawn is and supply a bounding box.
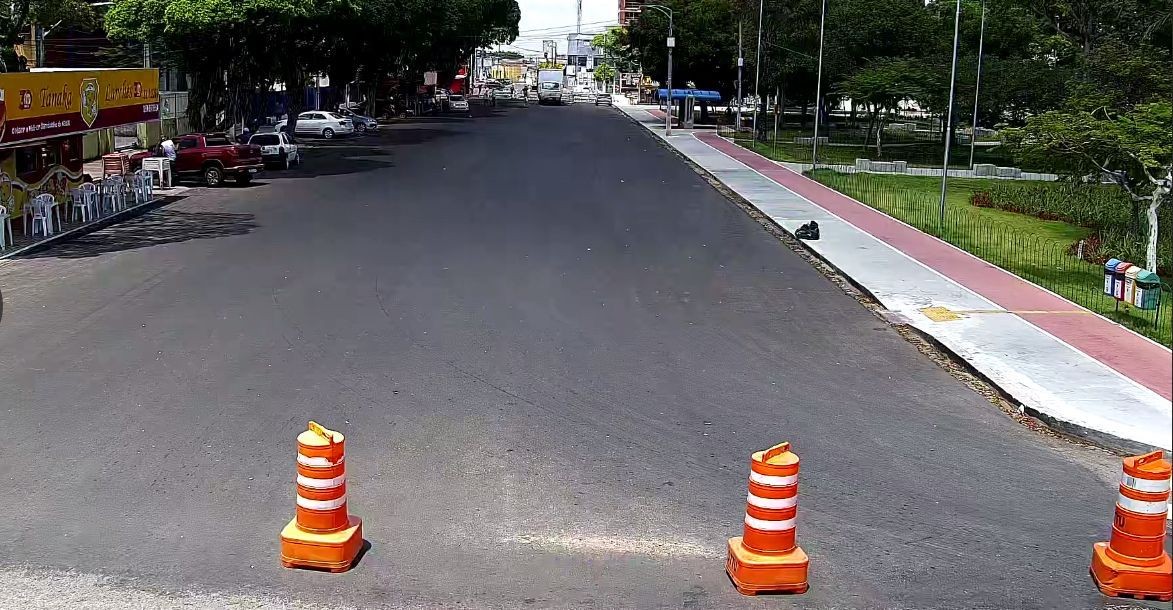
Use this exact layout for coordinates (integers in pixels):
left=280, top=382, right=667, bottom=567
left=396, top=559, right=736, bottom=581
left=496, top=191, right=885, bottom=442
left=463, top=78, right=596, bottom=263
left=805, top=170, right=1172, bottom=345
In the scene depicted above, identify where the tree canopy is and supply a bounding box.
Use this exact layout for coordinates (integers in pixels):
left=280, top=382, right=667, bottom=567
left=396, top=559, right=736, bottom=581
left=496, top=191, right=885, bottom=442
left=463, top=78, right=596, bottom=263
left=104, top=0, right=519, bottom=129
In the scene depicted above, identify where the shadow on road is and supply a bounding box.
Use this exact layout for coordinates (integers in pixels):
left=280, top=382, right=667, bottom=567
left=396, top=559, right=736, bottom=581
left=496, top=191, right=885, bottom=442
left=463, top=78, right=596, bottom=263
left=260, top=155, right=396, bottom=179
left=378, top=128, right=460, bottom=145
left=20, top=208, right=257, bottom=259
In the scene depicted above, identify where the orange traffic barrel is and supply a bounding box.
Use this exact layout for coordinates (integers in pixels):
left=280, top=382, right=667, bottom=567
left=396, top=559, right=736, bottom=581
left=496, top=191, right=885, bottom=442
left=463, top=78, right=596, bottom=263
left=1090, top=450, right=1172, bottom=602
left=726, top=442, right=809, bottom=595
left=294, top=422, right=350, bottom=533
left=280, top=421, right=364, bottom=572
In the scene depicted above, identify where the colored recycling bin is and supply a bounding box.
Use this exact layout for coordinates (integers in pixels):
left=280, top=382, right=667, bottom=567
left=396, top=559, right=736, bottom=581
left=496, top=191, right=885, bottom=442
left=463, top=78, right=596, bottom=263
left=1113, top=262, right=1133, bottom=300
left=1104, top=259, right=1120, bottom=296
left=1124, top=266, right=1142, bottom=304
left=1133, top=270, right=1161, bottom=310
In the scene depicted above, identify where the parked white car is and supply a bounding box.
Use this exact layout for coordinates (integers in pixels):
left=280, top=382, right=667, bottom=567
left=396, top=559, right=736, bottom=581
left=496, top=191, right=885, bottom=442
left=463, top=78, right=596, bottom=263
left=274, top=111, right=354, bottom=139
left=248, top=131, right=301, bottom=169
left=449, top=95, right=469, bottom=111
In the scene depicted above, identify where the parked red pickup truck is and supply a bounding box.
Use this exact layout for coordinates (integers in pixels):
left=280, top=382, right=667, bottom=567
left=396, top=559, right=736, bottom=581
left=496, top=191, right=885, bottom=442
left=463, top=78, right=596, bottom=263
left=169, top=133, right=264, bottom=186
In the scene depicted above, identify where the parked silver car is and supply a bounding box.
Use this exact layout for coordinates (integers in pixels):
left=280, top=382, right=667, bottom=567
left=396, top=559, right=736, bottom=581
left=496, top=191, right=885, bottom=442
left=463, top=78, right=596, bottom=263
left=335, top=108, right=379, bottom=134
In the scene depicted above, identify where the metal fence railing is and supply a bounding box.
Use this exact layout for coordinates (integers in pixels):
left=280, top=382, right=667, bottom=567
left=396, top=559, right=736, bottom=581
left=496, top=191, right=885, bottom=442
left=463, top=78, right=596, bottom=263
left=716, top=116, right=1028, bottom=172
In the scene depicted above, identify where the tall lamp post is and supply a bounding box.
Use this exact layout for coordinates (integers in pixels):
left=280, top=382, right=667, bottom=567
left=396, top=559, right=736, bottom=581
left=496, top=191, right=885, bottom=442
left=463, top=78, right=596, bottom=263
left=810, top=0, right=828, bottom=168
left=644, top=4, right=675, bottom=135
left=968, top=0, right=987, bottom=169
left=751, top=0, right=764, bottom=140
left=937, top=0, right=963, bottom=228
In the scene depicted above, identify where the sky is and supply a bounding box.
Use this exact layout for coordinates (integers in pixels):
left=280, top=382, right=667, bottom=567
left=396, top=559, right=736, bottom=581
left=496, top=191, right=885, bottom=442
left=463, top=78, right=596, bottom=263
left=509, top=0, right=620, bottom=55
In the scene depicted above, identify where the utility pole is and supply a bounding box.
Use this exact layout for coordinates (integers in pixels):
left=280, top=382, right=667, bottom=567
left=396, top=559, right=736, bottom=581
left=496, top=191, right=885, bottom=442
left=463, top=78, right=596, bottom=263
left=968, top=0, right=987, bottom=169
left=736, top=21, right=743, bottom=132
left=810, top=0, right=828, bottom=168
left=666, top=17, right=674, bottom=135
left=938, top=0, right=963, bottom=228
left=772, top=88, right=780, bottom=152
left=751, top=0, right=764, bottom=141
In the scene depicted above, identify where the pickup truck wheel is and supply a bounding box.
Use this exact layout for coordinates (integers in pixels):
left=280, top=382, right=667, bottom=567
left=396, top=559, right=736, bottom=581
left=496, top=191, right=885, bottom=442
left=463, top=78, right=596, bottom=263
left=322, top=128, right=335, bottom=139
left=203, top=165, right=224, bottom=187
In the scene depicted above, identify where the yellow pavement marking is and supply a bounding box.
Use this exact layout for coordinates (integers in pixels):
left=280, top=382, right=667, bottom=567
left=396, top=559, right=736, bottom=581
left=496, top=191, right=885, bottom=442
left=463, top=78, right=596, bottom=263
left=920, top=306, right=1092, bottom=322
left=921, top=306, right=961, bottom=322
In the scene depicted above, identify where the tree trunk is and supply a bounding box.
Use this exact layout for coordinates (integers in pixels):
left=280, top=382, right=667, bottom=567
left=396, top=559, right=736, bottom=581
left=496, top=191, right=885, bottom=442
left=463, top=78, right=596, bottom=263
left=800, top=102, right=809, bottom=128
left=1146, top=173, right=1169, bottom=271
left=700, top=101, right=710, bottom=123
left=778, top=84, right=785, bottom=128
left=759, top=95, right=769, bottom=140
left=284, top=74, right=305, bottom=135
left=875, top=112, right=886, bottom=159
left=1128, top=199, right=1142, bottom=235
left=863, top=103, right=877, bottom=148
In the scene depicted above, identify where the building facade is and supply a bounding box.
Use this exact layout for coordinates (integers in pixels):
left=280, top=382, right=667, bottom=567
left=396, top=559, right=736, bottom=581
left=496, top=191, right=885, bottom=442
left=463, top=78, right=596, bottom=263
left=619, top=0, right=644, bottom=25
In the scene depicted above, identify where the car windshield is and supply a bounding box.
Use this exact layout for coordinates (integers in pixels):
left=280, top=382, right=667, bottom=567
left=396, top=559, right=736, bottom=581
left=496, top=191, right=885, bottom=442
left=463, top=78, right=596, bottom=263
left=250, top=134, right=279, bottom=145
left=327, top=112, right=347, bottom=119
left=539, top=82, right=558, bottom=90
left=450, top=96, right=464, bottom=101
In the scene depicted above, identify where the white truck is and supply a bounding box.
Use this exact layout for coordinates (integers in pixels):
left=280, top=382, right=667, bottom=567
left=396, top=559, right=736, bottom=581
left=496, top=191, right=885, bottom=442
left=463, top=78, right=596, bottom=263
left=537, top=69, right=566, bottom=105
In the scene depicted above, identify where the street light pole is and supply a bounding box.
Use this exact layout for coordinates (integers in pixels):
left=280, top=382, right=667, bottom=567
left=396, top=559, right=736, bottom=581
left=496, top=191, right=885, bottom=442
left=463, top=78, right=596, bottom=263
left=644, top=5, right=675, bottom=136
left=751, top=0, right=764, bottom=141
left=968, top=0, right=987, bottom=169
left=737, top=21, right=743, bottom=132
left=810, top=0, right=828, bottom=168
left=938, top=0, right=963, bottom=229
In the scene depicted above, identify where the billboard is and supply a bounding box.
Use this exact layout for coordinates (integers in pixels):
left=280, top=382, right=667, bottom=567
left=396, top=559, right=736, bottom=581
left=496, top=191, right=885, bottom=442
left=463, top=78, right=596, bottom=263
left=0, top=68, right=160, bottom=147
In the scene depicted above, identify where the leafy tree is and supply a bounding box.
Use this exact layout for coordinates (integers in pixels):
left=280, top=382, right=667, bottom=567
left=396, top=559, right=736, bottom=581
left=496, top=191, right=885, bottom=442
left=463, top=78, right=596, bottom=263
left=629, top=0, right=738, bottom=94
left=489, top=50, right=524, bottom=60
left=1009, top=102, right=1172, bottom=270
left=594, top=63, right=616, bottom=90
left=837, top=58, right=927, bottom=156
left=591, top=26, right=637, bottom=72
left=106, top=0, right=519, bottom=130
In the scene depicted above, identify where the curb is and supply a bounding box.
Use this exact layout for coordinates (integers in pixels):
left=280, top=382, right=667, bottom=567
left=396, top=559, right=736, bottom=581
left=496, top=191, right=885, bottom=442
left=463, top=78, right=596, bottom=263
left=618, top=108, right=1168, bottom=457
left=0, top=193, right=186, bottom=260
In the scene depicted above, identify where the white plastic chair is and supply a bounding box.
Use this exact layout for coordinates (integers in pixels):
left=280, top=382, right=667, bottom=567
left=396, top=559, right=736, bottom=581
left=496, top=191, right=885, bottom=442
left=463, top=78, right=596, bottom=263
left=102, top=177, right=127, bottom=213
left=72, top=184, right=99, bottom=223
left=142, top=157, right=172, bottom=188
left=29, top=193, right=56, bottom=237
left=133, top=169, right=154, bottom=203
left=0, top=177, right=13, bottom=248
left=0, top=204, right=13, bottom=250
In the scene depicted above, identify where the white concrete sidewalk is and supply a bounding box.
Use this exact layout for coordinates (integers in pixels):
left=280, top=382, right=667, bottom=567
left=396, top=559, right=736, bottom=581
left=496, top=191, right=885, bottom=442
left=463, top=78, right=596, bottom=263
left=618, top=104, right=1172, bottom=453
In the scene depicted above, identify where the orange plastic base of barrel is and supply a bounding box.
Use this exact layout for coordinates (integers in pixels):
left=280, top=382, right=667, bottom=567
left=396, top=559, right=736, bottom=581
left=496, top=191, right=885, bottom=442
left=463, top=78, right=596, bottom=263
left=1090, top=542, right=1173, bottom=602
left=726, top=537, right=809, bottom=596
left=280, top=516, right=363, bottom=573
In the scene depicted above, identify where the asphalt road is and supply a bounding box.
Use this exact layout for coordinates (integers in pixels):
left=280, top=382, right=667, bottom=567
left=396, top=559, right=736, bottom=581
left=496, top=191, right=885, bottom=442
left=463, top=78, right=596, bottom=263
left=0, top=103, right=1153, bottom=610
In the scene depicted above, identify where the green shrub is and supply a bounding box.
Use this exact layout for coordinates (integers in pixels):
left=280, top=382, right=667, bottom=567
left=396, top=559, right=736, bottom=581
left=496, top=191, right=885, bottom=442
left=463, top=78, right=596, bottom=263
left=983, top=181, right=1171, bottom=273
